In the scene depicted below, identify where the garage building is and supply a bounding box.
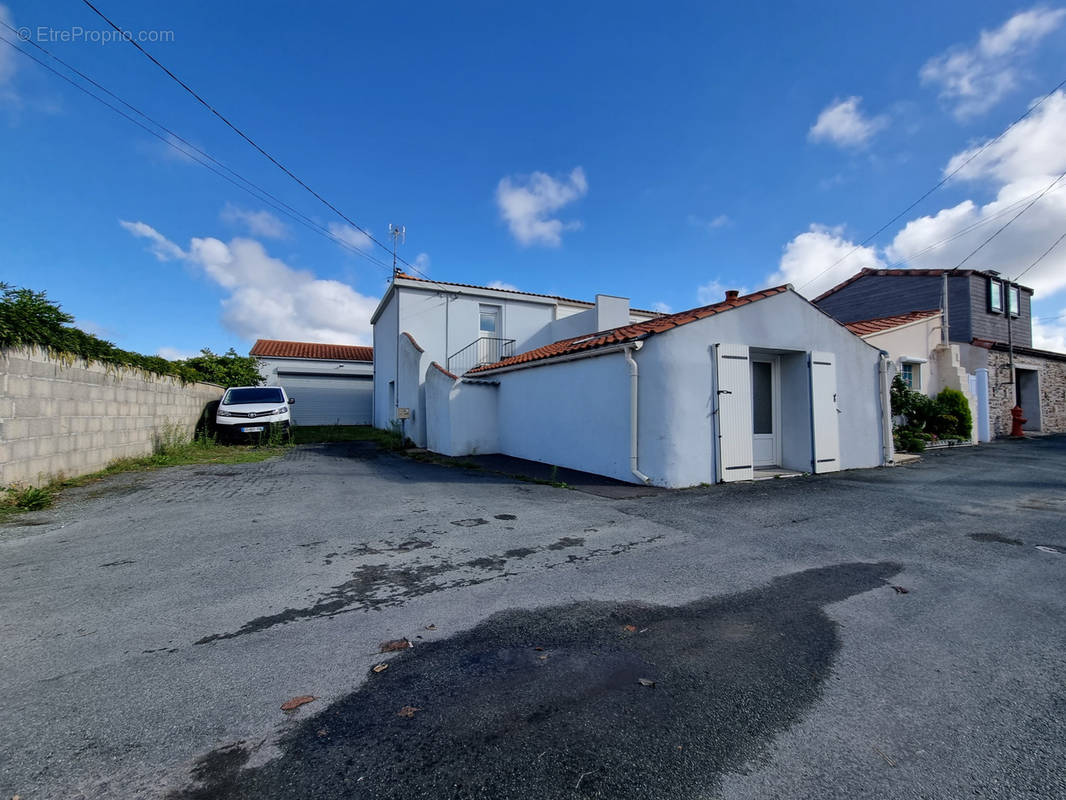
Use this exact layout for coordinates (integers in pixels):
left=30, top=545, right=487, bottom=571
left=250, top=339, right=374, bottom=426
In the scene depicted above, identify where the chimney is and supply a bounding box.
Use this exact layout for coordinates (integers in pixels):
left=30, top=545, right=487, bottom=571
left=725, top=289, right=740, bottom=302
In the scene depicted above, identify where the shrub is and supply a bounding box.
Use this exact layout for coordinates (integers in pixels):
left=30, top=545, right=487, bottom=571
left=0, top=283, right=261, bottom=387
left=934, top=388, right=972, bottom=440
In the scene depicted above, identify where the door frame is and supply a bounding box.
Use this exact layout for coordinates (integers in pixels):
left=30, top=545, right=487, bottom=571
left=750, top=355, right=781, bottom=468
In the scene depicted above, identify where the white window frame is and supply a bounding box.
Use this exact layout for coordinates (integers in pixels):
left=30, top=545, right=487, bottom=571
left=1007, top=285, right=1020, bottom=318
left=899, top=357, right=926, bottom=391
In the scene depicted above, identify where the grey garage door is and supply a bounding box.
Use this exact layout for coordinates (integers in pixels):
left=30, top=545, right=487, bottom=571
left=276, top=373, right=373, bottom=426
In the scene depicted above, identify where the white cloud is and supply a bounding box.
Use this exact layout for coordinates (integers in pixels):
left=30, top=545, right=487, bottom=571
left=770, top=224, right=885, bottom=298
left=120, top=219, right=187, bottom=261
left=809, top=97, right=888, bottom=148
left=885, top=92, right=1066, bottom=297
left=220, top=204, right=288, bottom=239
left=943, top=90, right=1066, bottom=183
left=157, top=346, right=198, bottom=361
left=120, top=221, right=378, bottom=345
left=487, top=280, right=520, bottom=291
left=1033, top=314, right=1066, bottom=350
left=651, top=301, right=672, bottom=314
left=411, top=252, right=430, bottom=273
left=327, top=221, right=374, bottom=252
left=688, top=213, right=732, bottom=232
left=921, top=7, right=1066, bottom=118
left=496, top=167, right=588, bottom=247
left=697, top=278, right=750, bottom=306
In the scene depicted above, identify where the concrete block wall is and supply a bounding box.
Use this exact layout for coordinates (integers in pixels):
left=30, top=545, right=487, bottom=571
left=1, top=346, right=223, bottom=486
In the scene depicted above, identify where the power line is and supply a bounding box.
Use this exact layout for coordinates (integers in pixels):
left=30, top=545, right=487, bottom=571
left=880, top=183, right=1066, bottom=270
left=79, top=0, right=414, bottom=271
left=798, top=75, right=1066, bottom=291
left=1015, top=229, right=1066, bottom=283
left=949, top=168, right=1066, bottom=271
left=0, top=31, right=395, bottom=272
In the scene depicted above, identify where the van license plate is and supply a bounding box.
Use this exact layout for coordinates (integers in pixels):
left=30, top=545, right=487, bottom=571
left=241, top=426, right=265, bottom=433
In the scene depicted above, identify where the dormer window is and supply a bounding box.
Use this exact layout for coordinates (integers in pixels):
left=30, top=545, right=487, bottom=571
left=988, top=278, right=1003, bottom=314
left=1007, top=284, right=1020, bottom=318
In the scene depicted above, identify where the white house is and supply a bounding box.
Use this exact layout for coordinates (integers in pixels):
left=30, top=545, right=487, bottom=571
left=370, top=272, right=663, bottom=444
left=843, top=311, right=981, bottom=443
left=373, top=273, right=893, bottom=487
left=251, top=339, right=374, bottom=425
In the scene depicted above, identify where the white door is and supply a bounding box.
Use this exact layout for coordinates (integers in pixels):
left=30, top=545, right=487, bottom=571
left=477, top=305, right=501, bottom=365
left=809, top=352, right=840, bottom=473
left=751, top=357, right=779, bottom=468
left=715, top=344, right=754, bottom=482
left=277, top=373, right=373, bottom=426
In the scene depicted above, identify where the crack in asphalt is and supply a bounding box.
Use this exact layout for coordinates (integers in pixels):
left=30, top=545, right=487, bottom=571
left=173, top=562, right=901, bottom=799
left=194, top=536, right=658, bottom=645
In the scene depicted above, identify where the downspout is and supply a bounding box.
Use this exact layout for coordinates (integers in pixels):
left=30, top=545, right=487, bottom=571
left=624, top=343, right=652, bottom=484
left=878, top=350, right=894, bottom=465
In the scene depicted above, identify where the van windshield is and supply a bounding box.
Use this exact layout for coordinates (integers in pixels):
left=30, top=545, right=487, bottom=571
left=222, top=388, right=285, bottom=405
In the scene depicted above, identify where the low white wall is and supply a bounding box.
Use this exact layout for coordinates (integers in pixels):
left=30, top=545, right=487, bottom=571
left=1, top=346, right=223, bottom=486
left=496, top=353, right=632, bottom=483
left=425, top=364, right=499, bottom=456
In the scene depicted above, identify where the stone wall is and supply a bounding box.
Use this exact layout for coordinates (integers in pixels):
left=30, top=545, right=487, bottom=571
left=986, top=350, right=1066, bottom=437
left=1, top=346, right=223, bottom=486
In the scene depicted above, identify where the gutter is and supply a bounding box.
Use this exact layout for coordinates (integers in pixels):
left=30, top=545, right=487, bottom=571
left=878, top=350, right=895, bottom=465
left=624, top=343, right=652, bottom=485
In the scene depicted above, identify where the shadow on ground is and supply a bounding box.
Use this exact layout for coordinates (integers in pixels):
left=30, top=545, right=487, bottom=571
left=170, top=561, right=899, bottom=800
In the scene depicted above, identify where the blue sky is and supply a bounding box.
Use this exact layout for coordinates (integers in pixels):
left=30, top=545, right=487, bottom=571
left=2, top=1, right=1066, bottom=356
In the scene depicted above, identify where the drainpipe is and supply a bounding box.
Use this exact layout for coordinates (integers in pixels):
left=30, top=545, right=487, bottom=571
left=624, top=343, right=651, bottom=485
left=878, top=350, right=894, bottom=465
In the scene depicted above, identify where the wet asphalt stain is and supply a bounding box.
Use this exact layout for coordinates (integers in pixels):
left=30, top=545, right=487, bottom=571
left=970, top=532, right=1024, bottom=546
left=195, top=537, right=653, bottom=645
left=494, top=514, right=517, bottom=521
left=172, top=562, right=900, bottom=800
left=503, top=547, right=538, bottom=559
left=451, top=518, right=489, bottom=527
left=99, top=559, right=136, bottom=568
left=341, top=538, right=434, bottom=557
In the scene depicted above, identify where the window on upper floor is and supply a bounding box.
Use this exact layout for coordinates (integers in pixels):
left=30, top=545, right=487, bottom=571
left=901, top=361, right=920, bottom=391
left=479, top=305, right=500, bottom=336
left=988, top=278, right=1003, bottom=314
left=1007, top=285, right=1020, bottom=318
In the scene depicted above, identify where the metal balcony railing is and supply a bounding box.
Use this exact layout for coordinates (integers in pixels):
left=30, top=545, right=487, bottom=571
left=447, top=337, right=515, bottom=375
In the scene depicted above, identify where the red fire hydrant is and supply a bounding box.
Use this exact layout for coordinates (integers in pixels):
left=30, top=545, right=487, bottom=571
left=1009, top=405, right=1027, bottom=438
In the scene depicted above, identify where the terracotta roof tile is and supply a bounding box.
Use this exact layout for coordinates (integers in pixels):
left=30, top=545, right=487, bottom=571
left=250, top=339, right=372, bottom=361
left=467, top=285, right=790, bottom=375
left=844, top=309, right=941, bottom=336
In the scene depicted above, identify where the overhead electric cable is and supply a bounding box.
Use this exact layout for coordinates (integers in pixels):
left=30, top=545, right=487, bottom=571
left=798, top=76, right=1066, bottom=291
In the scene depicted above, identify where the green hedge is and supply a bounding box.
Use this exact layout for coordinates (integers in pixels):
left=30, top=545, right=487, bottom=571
left=0, top=283, right=262, bottom=387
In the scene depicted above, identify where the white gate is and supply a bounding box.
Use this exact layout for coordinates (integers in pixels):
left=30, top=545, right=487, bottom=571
left=809, top=351, right=840, bottom=473
left=715, top=343, right=754, bottom=482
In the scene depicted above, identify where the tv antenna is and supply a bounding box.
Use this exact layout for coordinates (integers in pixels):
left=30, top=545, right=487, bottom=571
left=389, top=224, right=406, bottom=273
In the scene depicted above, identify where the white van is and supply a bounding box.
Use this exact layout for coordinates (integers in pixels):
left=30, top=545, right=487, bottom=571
left=215, top=386, right=294, bottom=441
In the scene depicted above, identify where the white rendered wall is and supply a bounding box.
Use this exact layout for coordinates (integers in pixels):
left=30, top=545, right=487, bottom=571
left=425, top=364, right=499, bottom=456
left=372, top=292, right=399, bottom=430
left=634, top=292, right=885, bottom=486
left=861, top=318, right=941, bottom=394
left=495, top=353, right=632, bottom=482
left=259, top=357, right=373, bottom=382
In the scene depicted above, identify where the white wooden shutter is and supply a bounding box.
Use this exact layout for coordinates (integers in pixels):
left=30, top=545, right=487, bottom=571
left=715, top=344, right=754, bottom=482
left=809, top=351, right=840, bottom=474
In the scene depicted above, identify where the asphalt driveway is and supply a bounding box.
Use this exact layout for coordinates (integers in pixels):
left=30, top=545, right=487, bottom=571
left=2, top=438, right=1065, bottom=799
